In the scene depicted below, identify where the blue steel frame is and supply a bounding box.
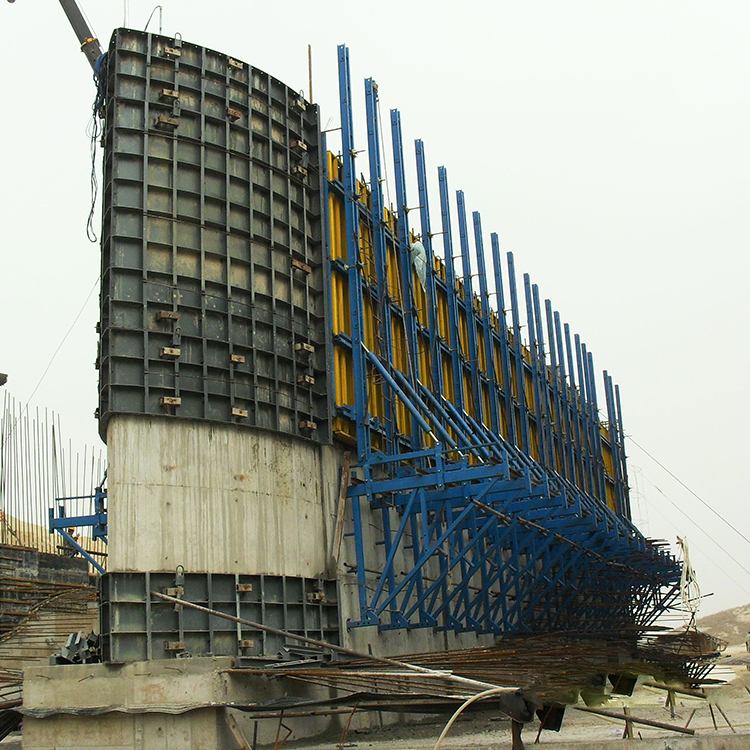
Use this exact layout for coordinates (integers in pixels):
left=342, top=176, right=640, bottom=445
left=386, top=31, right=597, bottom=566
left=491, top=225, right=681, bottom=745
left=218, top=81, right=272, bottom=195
left=327, top=46, right=680, bottom=635
left=49, top=481, right=107, bottom=574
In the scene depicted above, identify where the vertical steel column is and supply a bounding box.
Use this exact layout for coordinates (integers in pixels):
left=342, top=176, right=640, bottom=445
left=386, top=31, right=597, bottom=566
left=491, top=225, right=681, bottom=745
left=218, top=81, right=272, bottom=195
left=437, top=168, right=466, bottom=415
left=415, top=141, right=444, bottom=396
left=337, top=46, right=370, bottom=465
left=574, top=334, right=595, bottom=496
left=390, top=110, right=422, bottom=453
left=585, top=349, right=607, bottom=503
left=614, top=383, right=632, bottom=518
left=552, top=311, right=576, bottom=483
left=544, top=300, right=566, bottom=480
left=473, top=213, right=501, bottom=436
left=442, top=503, right=461, bottom=630
left=456, top=193, right=483, bottom=424
left=523, top=274, right=544, bottom=462
left=564, top=323, right=586, bottom=491
left=350, top=494, right=376, bottom=623
left=603, top=371, right=624, bottom=516
left=506, top=253, right=531, bottom=454
left=365, top=78, right=395, bottom=449
left=322, top=135, right=339, bottom=422
left=533, top=283, right=555, bottom=470
left=490, top=234, right=517, bottom=446
left=408, top=500, right=433, bottom=626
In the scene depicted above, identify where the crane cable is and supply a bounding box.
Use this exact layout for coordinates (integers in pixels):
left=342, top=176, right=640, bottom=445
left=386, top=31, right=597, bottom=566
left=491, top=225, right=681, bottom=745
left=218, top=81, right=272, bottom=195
left=628, top=435, right=750, bottom=550
left=86, top=53, right=107, bottom=243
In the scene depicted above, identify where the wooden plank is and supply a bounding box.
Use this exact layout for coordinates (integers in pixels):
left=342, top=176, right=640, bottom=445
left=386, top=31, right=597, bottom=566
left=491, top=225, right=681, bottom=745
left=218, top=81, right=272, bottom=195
left=329, top=452, right=351, bottom=573
left=224, top=710, right=251, bottom=750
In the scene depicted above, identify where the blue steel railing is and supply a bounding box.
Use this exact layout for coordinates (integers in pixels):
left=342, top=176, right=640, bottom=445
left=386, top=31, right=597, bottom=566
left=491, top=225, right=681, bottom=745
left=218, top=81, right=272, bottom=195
left=49, top=478, right=107, bottom=574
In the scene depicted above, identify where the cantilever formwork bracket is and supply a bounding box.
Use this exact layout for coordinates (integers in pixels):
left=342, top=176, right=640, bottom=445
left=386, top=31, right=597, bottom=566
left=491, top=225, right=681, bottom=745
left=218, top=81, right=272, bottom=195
left=49, top=482, right=107, bottom=575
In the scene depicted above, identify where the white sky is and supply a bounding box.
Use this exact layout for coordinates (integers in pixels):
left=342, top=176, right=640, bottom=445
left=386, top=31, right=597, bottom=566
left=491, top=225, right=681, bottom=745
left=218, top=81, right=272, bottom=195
left=1, top=1, right=748, bottom=616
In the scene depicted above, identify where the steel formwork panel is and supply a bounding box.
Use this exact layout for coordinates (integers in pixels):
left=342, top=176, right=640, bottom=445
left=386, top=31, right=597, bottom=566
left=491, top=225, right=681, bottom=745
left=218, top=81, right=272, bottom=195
left=98, top=29, right=330, bottom=443
left=99, top=571, right=340, bottom=663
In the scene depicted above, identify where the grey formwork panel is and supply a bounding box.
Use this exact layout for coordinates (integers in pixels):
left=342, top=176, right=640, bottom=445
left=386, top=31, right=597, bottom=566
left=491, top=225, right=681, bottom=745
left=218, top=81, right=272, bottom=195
left=98, top=29, right=330, bottom=443
left=99, top=571, right=340, bottom=663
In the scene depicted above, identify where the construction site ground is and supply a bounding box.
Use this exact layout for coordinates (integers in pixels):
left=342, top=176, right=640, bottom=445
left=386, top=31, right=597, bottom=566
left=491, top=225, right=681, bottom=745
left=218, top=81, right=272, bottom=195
left=281, top=646, right=750, bottom=750
left=1, top=648, right=747, bottom=749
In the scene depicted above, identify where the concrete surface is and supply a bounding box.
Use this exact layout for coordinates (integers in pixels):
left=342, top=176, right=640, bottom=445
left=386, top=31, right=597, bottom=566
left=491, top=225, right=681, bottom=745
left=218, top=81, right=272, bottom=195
left=105, top=416, right=492, bottom=662
left=106, top=417, right=337, bottom=576
left=20, top=656, right=343, bottom=748
left=23, top=657, right=247, bottom=715
left=22, top=707, right=232, bottom=750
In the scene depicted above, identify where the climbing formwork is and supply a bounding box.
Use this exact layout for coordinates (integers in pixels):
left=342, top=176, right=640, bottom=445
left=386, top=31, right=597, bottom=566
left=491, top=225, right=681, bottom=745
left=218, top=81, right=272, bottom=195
left=327, top=45, right=680, bottom=636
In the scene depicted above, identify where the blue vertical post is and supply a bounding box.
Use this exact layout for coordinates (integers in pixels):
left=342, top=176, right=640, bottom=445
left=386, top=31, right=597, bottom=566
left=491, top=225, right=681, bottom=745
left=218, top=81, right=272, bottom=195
left=552, top=311, right=575, bottom=483
left=603, top=371, right=624, bottom=516
left=365, top=78, right=395, bottom=449
left=507, top=254, right=530, bottom=455
left=415, top=140, right=443, bottom=396
left=491, top=235, right=516, bottom=446
left=564, top=322, right=585, bottom=490
left=391, top=110, right=421, bottom=453
left=437, top=167, right=465, bottom=415
left=544, top=300, right=565, bottom=478
left=585, top=349, right=607, bottom=503
left=350, top=494, right=373, bottom=622
left=379, top=506, right=399, bottom=626
left=337, top=45, right=370, bottom=466
left=321, top=132, right=338, bottom=418
left=581, top=344, right=601, bottom=500
left=614, top=384, right=632, bottom=518
left=532, top=284, right=555, bottom=471
left=574, top=334, right=595, bottom=496
left=456, top=193, right=483, bottom=425
left=523, top=274, right=544, bottom=464
left=473, top=213, right=501, bottom=436
left=408, top=505, right=431, bottom=626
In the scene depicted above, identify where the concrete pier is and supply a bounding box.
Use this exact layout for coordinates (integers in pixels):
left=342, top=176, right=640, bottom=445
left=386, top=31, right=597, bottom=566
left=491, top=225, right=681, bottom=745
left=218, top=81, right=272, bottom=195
left=106, top=416, right=341, bottom=577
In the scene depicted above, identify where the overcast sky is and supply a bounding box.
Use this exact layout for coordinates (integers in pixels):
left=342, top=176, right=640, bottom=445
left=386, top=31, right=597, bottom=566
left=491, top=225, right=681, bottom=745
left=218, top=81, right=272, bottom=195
left=1, top=1, right=748, bottom=616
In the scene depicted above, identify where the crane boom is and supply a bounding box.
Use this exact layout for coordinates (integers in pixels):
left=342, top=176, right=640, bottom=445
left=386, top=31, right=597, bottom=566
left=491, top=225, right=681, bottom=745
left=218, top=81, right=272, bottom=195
left=7, top=0, right=103, bottom=69
left=58, top=0, right=103, bottom=69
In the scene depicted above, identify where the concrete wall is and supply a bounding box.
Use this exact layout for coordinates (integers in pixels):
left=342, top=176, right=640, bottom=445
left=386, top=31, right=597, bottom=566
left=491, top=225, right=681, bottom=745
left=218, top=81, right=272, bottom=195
left=23, top=708, right=232, bottom=750
left=106, top=416, right=340, bottom=577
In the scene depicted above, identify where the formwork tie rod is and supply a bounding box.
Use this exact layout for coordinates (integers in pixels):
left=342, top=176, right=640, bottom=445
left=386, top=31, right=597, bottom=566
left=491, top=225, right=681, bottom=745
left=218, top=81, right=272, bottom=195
left=151, top=591, right=506, bottom=696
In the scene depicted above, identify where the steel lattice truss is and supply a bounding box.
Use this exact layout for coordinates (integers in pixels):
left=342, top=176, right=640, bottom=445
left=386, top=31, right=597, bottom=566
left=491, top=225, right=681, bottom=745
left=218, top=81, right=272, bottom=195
left=347, top=452, right=680, bottom=633
left=330, top=46, right=681, bottom=634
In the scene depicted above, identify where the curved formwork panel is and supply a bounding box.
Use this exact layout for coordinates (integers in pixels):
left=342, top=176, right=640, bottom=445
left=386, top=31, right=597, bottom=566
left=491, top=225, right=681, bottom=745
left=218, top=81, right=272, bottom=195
left=98, top=29, right=330, bottom=443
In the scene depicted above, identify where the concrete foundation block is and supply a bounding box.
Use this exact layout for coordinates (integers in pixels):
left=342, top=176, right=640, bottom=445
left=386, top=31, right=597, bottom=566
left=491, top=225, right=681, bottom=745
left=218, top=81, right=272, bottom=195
left=21, top=656, right=345, bottom=748
left=22, top=708, right=231, bottom=750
